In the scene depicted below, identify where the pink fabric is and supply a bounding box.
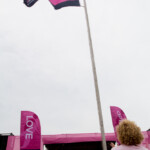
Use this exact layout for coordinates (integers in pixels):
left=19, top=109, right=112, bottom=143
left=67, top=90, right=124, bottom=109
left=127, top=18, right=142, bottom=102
left=6, top=132, right=150, bottom=150
left=20, top=111, right=41, bottom=149
left=110, top=106, right=127, bottom=144
left=112, top=144, right=148, bottom=150
left=141, top=132, right=150, bottom=150
left=6, top=136, right=16, bottom=150
left=42, top=133, right=116, bottom=144
left=49, top=0, right=72, bottom=5
left=147, top=131, right=150, bottom=143
left=6, top=136, right=43, bottom=150
left=6, top=136, right=20, bottom=150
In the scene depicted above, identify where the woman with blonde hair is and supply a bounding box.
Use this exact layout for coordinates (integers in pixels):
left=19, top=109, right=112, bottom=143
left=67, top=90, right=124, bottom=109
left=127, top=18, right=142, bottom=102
left=112, top=119, right=148, bottom=150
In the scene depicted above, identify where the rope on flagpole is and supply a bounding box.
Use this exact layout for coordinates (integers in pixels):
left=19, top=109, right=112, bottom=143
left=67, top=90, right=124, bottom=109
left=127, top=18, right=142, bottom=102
left=83, top=1, right=107, bottom=150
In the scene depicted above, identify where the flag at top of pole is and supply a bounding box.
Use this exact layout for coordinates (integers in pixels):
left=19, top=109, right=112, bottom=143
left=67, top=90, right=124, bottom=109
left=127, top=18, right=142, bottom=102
left=49, top=0, right=80, bottom=9
left=24, top=0, right=38, bottom=7
left=24, top=0, right=80, bottom=8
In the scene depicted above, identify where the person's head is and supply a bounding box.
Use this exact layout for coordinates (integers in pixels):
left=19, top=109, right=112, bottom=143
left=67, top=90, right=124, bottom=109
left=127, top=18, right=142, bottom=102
left=116, top=119, right=144, bottom=146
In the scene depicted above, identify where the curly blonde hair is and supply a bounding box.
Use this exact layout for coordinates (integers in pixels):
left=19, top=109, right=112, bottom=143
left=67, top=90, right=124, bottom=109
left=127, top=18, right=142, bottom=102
left=116, top=120, right=144, bottom=146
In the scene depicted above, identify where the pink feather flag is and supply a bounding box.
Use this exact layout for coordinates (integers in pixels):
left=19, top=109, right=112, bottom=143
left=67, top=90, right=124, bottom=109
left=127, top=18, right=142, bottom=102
left=110, top=106, right=127, bottom=144
left=20, top=111, right=41, bottom=150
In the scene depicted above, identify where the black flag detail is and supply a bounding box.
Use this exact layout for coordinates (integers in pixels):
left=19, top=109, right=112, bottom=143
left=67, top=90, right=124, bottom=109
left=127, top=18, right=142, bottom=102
left=24, top=0, right=38, bottom=7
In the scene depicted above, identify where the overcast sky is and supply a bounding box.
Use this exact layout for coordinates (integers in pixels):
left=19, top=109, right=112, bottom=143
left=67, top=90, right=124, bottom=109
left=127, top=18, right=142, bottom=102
left=0, top=0, right=150, bottom=136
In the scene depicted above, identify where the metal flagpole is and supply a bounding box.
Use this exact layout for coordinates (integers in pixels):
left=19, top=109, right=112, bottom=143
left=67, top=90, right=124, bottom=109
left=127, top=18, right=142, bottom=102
left=83, top=0, right=107, bottom=150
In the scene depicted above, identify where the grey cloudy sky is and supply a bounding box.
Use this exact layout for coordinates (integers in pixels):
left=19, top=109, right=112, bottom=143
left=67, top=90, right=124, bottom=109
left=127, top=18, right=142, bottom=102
left=0, top=0, right=150, bottom=136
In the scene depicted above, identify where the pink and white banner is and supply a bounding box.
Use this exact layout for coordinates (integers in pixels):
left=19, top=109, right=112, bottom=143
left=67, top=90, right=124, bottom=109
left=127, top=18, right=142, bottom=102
left=20, top=111, right=41, bottom=150
left=110, top=106, right=127, bottom=144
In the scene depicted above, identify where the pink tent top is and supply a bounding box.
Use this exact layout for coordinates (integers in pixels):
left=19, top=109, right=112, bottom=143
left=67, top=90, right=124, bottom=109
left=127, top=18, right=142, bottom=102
left=6, top=132, right=150, bottom=150
left=42, top=133, right=116, bottom=144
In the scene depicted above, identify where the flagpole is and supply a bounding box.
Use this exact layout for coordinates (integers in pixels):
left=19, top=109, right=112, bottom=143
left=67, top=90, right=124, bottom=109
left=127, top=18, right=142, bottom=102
left=83, top=1, right=107, bottom=150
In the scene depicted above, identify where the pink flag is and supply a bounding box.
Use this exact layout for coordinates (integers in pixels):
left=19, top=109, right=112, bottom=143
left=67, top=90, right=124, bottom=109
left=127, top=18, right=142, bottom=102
left=110, top=106, right=127, bottom=144
left=20, top=111, right=41, bottom=150
left=49, top=0, right=80, bottom=9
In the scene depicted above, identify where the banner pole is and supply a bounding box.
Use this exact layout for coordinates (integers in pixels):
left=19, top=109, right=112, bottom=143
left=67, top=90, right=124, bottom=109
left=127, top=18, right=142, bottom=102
left=83, top=1, right=107, bottom=150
